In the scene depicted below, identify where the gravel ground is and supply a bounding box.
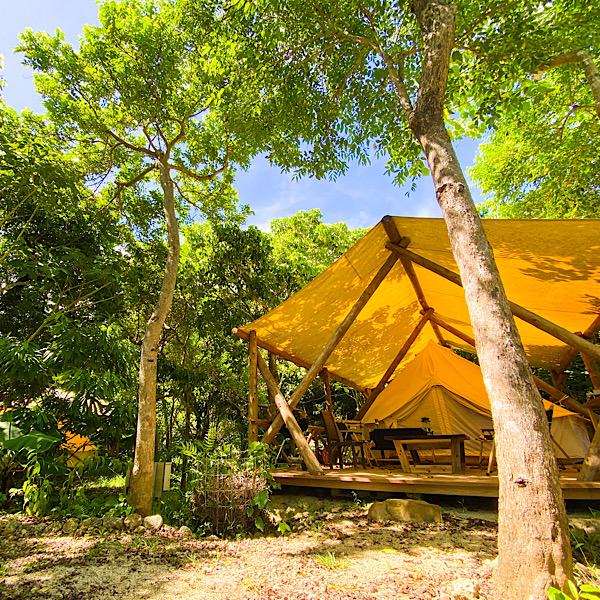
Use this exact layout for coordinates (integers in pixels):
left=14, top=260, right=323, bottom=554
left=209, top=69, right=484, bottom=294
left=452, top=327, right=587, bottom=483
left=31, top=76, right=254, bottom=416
left=0, top=493, right=596, bottom=600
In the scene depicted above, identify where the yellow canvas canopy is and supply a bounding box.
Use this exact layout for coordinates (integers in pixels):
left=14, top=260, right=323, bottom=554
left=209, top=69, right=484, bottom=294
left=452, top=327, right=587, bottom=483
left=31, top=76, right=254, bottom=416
left=362, top=341, right=590, bottom=458
left=235, top=217, right=600, bottom=391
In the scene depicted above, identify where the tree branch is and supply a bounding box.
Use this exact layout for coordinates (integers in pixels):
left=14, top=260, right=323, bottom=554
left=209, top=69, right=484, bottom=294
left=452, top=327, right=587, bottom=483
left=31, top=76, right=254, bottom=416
left=105, top=129, right=156, bottom=158
left=0, top=203, right=41, bottom=267
left=168, top=155, right=229, bottom=183
left=536, top=50, right=600, bottom=120
left=0, top=188, right=37, bottom=230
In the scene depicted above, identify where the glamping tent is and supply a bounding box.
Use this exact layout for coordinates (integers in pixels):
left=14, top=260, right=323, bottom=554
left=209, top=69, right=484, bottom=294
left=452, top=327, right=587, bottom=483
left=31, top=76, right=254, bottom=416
left=234, top=217, right=600, bottom=475
left=361, top=341, right=591, bottom=459
left=62, top=431, right=98, bottom=467
left=235, top=217, right=600, bottom=392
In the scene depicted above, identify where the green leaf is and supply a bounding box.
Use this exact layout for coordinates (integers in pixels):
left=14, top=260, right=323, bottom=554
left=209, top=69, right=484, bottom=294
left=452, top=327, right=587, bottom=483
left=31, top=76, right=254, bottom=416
left=252, top=489, right=269, bottom=510
left=2, top=430, right=61, bottom=453
left=254, top=516, right=264, bottom=532
left=547, top=587, right=568, bottom=600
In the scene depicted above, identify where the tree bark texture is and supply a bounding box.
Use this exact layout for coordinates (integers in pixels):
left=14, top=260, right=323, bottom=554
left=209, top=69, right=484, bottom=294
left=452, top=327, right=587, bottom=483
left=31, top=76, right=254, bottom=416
left=579, top=424, right=600, bottom=481
left=129, top=156, right=180, bottom=516
left=404, top=2, right=572, bottom=597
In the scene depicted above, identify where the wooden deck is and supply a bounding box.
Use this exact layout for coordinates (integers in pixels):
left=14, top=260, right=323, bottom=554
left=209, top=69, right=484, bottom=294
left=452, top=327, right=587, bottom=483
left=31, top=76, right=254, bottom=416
left=271, top=466, right=600, bottom=500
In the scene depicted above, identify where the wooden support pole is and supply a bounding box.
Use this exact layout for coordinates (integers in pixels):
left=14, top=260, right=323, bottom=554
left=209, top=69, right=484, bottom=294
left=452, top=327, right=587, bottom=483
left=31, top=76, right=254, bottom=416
left=584, top=397, right=600, bottom=411
left=381, top=216, right=445, bottom=346
left=261, top=252, right=400, bottom=444
left=320, top=369, right=333, bottom=415
left=579, top=426, right=600, bottom=481
left=232, top=328, right=360, bottom=390
left=248, top=330, right=259, bottom=444
left=256, top=352, right=323, bottom=475
left=386, top=241, right=600, bottom=363
left=581, top=353, right=600, bottom=390
left=355, top=308, right=433, bottom=421
left=431, top=313, right=589, bottom=418
left=401, top=256, right=446, bottom=345
left=550, top=369, right=568, bottom=391
left=551, top=317, right=600, bottom=388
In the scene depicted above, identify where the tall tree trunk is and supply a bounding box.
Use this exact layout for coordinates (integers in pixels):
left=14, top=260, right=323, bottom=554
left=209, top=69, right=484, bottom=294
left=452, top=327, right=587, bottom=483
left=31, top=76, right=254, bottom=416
left=129, top=156, right=180, bottom=516
left=403, top=2, right=572, bottom=597
left=579, top=424, right=600, bottom=481
left=180, top=386, right=192, bottom=492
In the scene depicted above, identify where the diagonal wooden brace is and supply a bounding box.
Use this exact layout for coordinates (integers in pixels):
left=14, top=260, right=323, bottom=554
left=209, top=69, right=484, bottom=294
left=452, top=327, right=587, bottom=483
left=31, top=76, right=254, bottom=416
left=261, top=252, right=399, bottom=444
left=386, top=241, right=600, bottom=364
left=256, top=352, right=323, bottom=476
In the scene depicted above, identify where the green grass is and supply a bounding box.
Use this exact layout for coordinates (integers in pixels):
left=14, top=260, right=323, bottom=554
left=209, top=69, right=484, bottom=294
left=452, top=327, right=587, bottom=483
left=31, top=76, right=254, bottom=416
left=315, top=550, right=346, bottom=569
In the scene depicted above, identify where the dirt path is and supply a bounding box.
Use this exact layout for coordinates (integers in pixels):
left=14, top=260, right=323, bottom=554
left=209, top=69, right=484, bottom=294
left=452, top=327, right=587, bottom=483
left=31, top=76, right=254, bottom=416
left=0, top=494, right=592, bottom=600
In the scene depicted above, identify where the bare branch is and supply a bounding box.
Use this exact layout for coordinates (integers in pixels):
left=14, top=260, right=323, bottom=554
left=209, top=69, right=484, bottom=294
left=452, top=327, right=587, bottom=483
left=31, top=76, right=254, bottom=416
left=173, top=179, right=198, bottom=208
left=105, top=129, right=156, bottom=158
left=115, top=164, right=155, bottom=191
left=536, top=50, right=600, bottom=120
left=168, top=155, right=229, bottom=183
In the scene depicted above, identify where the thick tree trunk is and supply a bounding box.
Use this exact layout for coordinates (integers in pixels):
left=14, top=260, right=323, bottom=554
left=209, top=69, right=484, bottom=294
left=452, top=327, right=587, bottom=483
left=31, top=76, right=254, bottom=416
left=404, top=2, right=572, bottom=598
left=129, top=156, right=180, bottom=516
left=579, top=424, right=600, bottom=481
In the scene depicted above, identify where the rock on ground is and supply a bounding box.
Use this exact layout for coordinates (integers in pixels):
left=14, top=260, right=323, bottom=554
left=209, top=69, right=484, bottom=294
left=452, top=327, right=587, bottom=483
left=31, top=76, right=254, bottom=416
left=124, top=513, right=143, bottom=531
left=368, top=499, right=443, bottom=523
left=143, top=515, right=163, bottom=530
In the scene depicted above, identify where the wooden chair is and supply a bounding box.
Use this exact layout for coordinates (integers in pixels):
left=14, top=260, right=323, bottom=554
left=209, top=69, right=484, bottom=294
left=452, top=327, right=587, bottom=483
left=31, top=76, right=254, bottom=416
left=321, top=411, right=367, bottom=469
left=337, top=419, right=376, bottom=467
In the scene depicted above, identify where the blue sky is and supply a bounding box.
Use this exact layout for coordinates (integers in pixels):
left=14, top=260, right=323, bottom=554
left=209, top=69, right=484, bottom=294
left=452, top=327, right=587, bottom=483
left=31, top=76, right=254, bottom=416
left=1, top=0, right=483, bottom=232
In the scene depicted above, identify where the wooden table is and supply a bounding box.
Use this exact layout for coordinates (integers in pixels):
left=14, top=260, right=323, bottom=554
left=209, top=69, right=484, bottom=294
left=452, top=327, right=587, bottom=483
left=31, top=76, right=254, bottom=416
left=385, top=434, right=468, bottom=474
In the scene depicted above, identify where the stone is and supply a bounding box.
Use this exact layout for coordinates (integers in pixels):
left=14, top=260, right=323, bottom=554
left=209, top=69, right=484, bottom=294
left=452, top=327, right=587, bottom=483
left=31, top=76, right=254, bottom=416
left=102, top=515, right=124, bottom=531
left=124, top=513, right=143, bottom=531
left=178, top=525, right=193, bottom=538
left=143, top=515, right=163, bottom=530
left=32, top=522, right=47, bottom=535
left=4, top=518, right=21, bottom=534
left=366, top=501, right=391, bottom=522
left=82, top=517, right=103, bottom=530
left=447, top=578, right=481, bottom=599
left=367, top=499, right=442, bottom=524
left=570, top=518, right=600, bottom=536
left=63, top=518, right=79, bottom=534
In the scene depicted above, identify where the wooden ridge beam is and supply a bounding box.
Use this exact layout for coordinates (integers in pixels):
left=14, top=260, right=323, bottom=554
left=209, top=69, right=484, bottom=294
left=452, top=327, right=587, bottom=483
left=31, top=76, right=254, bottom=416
left=256, top=352, right=323, bottom=476
left=386, top=241, right=600, bottom=364
left=355, top=308, right=433, bottom=421
left=261, top=251, right=400, bottom=445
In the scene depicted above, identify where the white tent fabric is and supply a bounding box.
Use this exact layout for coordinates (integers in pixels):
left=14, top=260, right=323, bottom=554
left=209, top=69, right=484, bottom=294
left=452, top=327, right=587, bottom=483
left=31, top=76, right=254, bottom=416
left=361, top=341, right=590, bottom=458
